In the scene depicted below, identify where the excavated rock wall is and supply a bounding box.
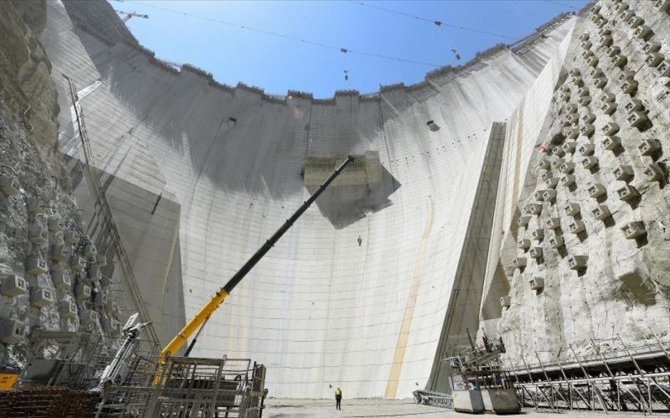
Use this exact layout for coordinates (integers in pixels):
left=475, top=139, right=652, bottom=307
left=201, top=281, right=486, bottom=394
left=485, top=0, right=670, bottom=367
left=0, top=1, right=122, bottom=367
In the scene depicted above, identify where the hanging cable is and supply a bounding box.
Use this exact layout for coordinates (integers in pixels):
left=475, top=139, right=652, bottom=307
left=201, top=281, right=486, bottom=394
left=126, top=2, right=442, bottom=68
left=349, top=1, right=519, bottom=41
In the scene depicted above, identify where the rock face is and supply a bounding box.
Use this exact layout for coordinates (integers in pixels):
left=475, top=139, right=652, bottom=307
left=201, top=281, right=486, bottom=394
left=0, top=1, right=124, bottom=367
left=480, top=0, right=670, bottom=369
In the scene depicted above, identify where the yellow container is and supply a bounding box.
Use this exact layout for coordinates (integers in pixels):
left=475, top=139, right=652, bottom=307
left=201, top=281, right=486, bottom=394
left=0, top=371, right=19, bottom=389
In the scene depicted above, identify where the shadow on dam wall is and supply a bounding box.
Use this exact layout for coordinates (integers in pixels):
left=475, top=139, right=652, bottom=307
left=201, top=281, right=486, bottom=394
left=67, top=22, right=400, bottom=203
left=307, top=164, right=400, bottom=229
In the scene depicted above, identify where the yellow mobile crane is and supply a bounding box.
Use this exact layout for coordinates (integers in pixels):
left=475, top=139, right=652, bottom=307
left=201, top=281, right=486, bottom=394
left=157, top=156, right=354, bottom=366
left=96, top=156, right=354, bottom=390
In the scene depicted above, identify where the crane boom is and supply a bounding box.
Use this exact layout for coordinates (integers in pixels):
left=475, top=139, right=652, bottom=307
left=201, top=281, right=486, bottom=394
left=158, top=156, right=355, bottom=361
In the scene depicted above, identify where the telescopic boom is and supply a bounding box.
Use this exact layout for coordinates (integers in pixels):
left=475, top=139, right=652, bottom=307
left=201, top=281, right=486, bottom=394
left=158, top=156, right=355, bottom=360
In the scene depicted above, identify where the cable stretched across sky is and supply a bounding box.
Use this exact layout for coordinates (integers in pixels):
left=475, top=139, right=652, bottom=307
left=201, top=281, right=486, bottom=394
left=123, top=1, right=444, bottom=68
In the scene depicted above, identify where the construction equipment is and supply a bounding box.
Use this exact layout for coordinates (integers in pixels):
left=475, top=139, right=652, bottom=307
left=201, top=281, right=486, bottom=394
left=159, top=155, right=355, bottom=362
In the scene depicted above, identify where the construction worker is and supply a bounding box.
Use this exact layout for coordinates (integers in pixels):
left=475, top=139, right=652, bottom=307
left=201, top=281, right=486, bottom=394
left=335, top=387, right=342, bottom=410
left=357, top=235, right=362, bottom=247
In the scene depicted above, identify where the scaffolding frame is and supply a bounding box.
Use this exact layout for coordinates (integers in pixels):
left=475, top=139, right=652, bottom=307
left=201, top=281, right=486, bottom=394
left=506, top=335, right=670, bottom=414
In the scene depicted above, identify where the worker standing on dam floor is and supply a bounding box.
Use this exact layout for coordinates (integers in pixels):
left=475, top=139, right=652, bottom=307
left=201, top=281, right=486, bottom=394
left=335, top=387, right=343, bottom=410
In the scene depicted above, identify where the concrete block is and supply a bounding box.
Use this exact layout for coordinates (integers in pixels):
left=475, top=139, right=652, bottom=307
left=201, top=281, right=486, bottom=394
left=622, top=221, right=646, bottom=239
left=551, top=158, right=564, bottom=171
left=581, top=112, right=596, bottom=124
left=634, top=25, right=652, bottom=41
left=638, top=138, right=662, bottom=156
left=524, top=203, right=543, bottom=216
left=592, top=204, right=611, bottom=221
left=614, top=1, right=629, bottom=12
left=600, top=101, right=616, bottom=117
left=579, top=123, right=595, bottom=137
left=75, top=283, right=91, bottom=301
left=564, top=203, right=580, bottom=216
left=566, top=126, right=580, bottom=139
left=599, top=35, right=612, bottom=47
left=643, top=41, right=661, bottom=54
left=586, top=55, right=599, bottom=68
left=581, top=156, right=598, bottom=170
left=578, top=95, right=592, bottom=106
left=512, top=257, right=527, bottom=269
left=539, top=171, right=552, bottom=182
left=454, top=390, right=485, bottom=413
left=621, top=79, right=638, bottom=95
left=657, top=60, right=670, bottom=77
left=537, top=159, right=551, bottom=170
left=646, top=52, right=665, bottom=68
left=600, top=91, right=615, bottom=102
left=28, top=225, right=48, bottom=245
left=59, top=301, right=77, bottom=319
left=25, top=255, right=47, bottom=276
left=542, top=189, right=556, bottom=203
left=533, top=190, right=546, bottom=202
left=590, top=67, right=604, bottom=79
left=559, top=90, right=571, bottom=102
left=529, top=247, right=543, bottom=259
left=530, top=276, right=544, bottom=291
left=30, top=288, right=54, bottom=308
left=568, top=219, right=585, bottom=234
left=571, top=76, right=584, bottom=88
left=544, top=177, right=559, bottom=189
left=613, top=164, right=635, bottom=181
left=656, top=0, right=670, bottom=11
left=559, top=162, right=575, bottom=174
left=586, top=183, right=607, bottom=198
left=602, top=122, right=620, bottom=135
left=626, top=110, right=647, bottom=127
left=561, top=141, right=576, bottom=154
left=0, top=175, right=20, bottom=197
left=531, top=228, right=545, bottom=240
left=518, top=215, right=531, bottom=227
left=607, top=46, right=621, bottom=58
left=51, top=268, right=71, bottom=291
left=0, top=318, right=26, bottom=344
left=0, top=274, right=28, bottom=297
left=517, top=238, right=530, bottom=250
left=548, top=233, right=564, bottom=248
left=628, top=16, right=644, bottom=29
left=100, top=275, right=111, bottom=288
left=602, top=135, right=621, bottom=151
left=565, top=103, right=578, bottom=113
left=481, top=389, right=520, bottom=414
left=624, top=98, right=644, bottom=113
left=643, top=163, right=664, bottom=182
left=611, top=54, right=627, bottom=69
left=560, top=174, right=576, bottom=188
left=617, top=184, right=639, bottom=202
left=568, top=255, right=588, bottom=270
left=593, top=77, right=608, bottom=89
left=545, top=217, right=561, bottom=230
left=579, top=33, right=589, bottom=42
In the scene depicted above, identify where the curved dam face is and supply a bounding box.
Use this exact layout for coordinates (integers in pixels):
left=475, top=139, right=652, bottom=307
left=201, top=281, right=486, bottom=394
left=40, top=0, right=576, bottom=398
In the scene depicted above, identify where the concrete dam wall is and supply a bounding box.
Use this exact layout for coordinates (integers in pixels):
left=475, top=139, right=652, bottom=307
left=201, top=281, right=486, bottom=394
left=1, top=0, right=665, bottom=403
left=36, top=0, right=580, bottom=398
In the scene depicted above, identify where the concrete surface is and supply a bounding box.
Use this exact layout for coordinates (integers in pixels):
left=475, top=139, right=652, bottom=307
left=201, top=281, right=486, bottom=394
left=39, top=0, right=577, bottom=398
left=263, top=398, right=639, bottom=417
